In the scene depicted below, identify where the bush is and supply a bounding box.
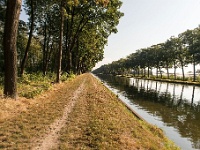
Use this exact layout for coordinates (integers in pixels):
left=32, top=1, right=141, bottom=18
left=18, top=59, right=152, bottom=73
left=17, top=73, right=55, bottom=98
left=0, top=72, right=77, bottom=98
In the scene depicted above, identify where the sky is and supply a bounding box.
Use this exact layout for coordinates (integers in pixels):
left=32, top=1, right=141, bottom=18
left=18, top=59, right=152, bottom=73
left=94, top=0, right=200, bottom=70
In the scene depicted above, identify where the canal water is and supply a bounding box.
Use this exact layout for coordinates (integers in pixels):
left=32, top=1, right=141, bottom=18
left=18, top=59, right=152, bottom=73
left=95, top=74, right=200, bottom=150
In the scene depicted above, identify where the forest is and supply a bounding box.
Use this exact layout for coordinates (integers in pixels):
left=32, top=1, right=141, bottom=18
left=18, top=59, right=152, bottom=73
left=93, top=26, right=200, bottom=82
left=0, top=0, right=123, bottom=98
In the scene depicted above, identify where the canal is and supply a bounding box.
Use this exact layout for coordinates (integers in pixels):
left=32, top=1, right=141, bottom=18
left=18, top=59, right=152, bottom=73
left=95, top=74, right=200, bottom=150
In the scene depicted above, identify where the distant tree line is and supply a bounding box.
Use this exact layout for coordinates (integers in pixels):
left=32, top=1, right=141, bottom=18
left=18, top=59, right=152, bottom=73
left=0, top=0, right=123, bottom=98
left=93, top=26, right=200, bottom=82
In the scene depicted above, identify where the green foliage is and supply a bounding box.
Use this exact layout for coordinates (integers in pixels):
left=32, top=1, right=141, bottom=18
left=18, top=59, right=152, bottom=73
left=14, top=72, right=77, bottom=98
left=20, top=88, right=43, bottom=99
left=0, top=71, right=77, bottom=99
left=17, top=73, right=54, bottom=98
left=60, top=72, right=74, bottom=82
left=66, top=72, right=76, bottom=79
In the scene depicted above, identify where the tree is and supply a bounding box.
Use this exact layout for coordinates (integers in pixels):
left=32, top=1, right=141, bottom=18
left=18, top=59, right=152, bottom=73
left=145, top=47, right=155, bottom=77
left=162, top=39, right=176, bottom=79
left=63, top=0, right=123, bottom=73
left=138, top=49, right=147, bottom=76
left=151, top=44, right=163, bottom=78
left=181, top=29, right=197, bottom=81
left=3, top=0, right=22, bottom=98
left=20, top=0, right=36, bottom=76
left=176, top=34, right=190, bottom=80
left=17, top=20, right=29, bottom=68
left=71, top=18, right=109, bottom=73
left=56, top=0, right=64, bottom=83
left=169, top=36, right=179, bottom=80
left=35, top=0, right=60, bottom=75
left=0, top=0, right=6, bottom=73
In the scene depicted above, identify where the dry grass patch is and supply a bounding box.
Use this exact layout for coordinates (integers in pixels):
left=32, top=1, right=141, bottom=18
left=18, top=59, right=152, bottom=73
left=0, top=75, right=83, bottom=149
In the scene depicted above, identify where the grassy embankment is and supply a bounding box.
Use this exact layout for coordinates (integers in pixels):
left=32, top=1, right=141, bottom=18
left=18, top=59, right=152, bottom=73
left=120, top=74, right=200, bottom=86
left=0, top=73, right=180, bottom=149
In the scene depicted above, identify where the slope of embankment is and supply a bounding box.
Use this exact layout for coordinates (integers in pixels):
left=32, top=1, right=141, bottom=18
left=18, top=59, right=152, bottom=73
left=0, top=73, right=179, bottom=149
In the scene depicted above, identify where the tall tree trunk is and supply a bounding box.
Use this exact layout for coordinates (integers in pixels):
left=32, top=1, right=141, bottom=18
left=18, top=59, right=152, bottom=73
left=43, top=21, right=47, bottom=75
left=3, top=0, right=22, bottom=99
left=67, top=50, right=72, bottom=73
left=142, top=68, right=144, bottom=76
left=65, top=7, right=75, bottom=73
left=44, top=42, right=54, bottom=75
left=191, top=86, right=195, bottom=105
left=173, top=61, right=176, bottom=80
left=178, top=85, right=184, bottom=106
left=20, top=0, right=34, bottom=76
left=159, top=67, right=162, bottom=78
left=56, top=0, right=64, bottom=83
left=193, top=54, right=196, bottom=82
left=156, top=62, right=159, bottom=78
left=166, top=62, right=169, bottom=79
left=147, top=66, right=150, bottom=78
left=180, top=61, right=185, bottom=81
left=133, top=68, right=136, bottom=77
left=43, top=31, right=51, bottom=75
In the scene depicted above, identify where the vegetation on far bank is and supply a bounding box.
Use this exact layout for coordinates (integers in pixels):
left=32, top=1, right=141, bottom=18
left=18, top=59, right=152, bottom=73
left=118, top=73, right=200, bottom=86
left=93, top=25, right=200, bottom=83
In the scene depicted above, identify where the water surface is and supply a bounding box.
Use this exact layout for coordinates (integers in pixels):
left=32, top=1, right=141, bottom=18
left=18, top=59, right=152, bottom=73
left=96, top=74, right=200, bottom=150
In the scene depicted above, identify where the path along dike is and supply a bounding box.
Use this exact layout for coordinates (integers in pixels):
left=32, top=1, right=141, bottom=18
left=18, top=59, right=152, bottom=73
left=0, top=73, right=180, bottom=150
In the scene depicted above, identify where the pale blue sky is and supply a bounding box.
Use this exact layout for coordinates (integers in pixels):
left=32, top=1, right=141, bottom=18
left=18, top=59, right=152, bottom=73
left=95, top=0, right=200, bottom=69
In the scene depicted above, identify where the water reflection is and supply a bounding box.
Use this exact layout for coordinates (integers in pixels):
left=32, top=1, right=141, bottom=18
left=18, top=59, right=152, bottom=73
left=96, top=74, right=200, bottom=150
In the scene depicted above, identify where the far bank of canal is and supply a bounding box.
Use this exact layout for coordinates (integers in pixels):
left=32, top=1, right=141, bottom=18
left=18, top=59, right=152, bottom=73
left=95, top=74, right=200, bottom=150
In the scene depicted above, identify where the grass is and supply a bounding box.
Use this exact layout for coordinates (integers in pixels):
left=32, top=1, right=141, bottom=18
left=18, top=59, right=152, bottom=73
left=0, top=73, right=180, bottom=149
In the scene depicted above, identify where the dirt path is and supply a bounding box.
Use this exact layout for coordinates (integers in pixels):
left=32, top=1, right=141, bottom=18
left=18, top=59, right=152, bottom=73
left=32, top=80, right=85, bottom=150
